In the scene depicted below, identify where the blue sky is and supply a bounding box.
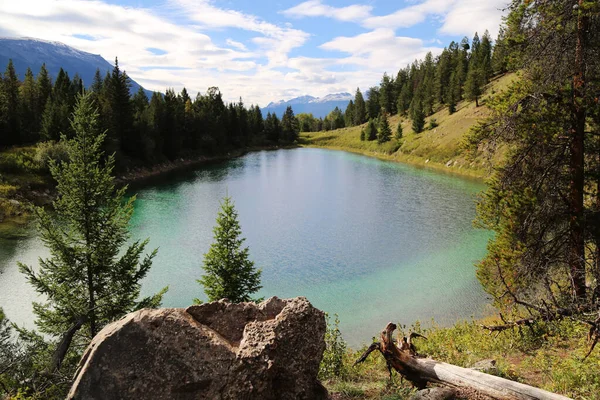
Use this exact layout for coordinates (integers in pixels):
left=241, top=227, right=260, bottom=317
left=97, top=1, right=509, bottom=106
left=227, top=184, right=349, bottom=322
left=0, top=0, right=508, bottom=106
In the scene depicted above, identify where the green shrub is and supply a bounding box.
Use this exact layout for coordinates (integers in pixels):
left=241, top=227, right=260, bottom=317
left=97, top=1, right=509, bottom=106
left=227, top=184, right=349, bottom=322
left=34, top=141, right=69, bottom=170
left=320, top=313, right=348, bottom=380
left=428, top=118, right=439, bottom=130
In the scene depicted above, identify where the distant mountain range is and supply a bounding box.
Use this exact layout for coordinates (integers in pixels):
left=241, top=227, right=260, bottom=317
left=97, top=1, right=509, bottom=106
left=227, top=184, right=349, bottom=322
left=262, top=93, right=353, bottom=119
left=0, top=37, right=152, bottom=98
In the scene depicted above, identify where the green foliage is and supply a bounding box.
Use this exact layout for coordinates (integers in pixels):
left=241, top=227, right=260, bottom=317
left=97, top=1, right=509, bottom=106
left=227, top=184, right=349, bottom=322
left=395, top=121, right=403, bottom=140
left=428, top=118, right=438, bottom=130
left=377, top=113, right=392, bottom=144
left=411, top=100, right=425, bottom=134
left=353, top=88, right=367, bottom=125
left=319, top=313, right=348, bottom=380
left=280, top=106, right=299, bottom=143
left=34, top=141, right=69, bottom=170
left=18, top=93, right=166, bottom=388
left=365, top=119, right=378, bottom=141
left=198, top=196, right=262, bottom=303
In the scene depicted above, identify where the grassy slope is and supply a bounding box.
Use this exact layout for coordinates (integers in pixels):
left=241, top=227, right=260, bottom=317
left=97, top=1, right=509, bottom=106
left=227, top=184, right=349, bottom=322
left=301, top=73, right=517, bottom=180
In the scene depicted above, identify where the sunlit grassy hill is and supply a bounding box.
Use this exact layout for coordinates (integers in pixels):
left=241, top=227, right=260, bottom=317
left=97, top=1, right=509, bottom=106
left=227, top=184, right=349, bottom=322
left=300, top=73, right=517, bottom=179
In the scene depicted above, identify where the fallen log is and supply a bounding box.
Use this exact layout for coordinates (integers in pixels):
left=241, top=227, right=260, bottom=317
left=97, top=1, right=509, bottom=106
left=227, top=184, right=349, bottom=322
left=354, top=322, right=571, bottom=400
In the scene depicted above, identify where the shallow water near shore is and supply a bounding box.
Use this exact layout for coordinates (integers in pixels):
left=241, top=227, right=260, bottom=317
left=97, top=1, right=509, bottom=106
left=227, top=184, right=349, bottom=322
left=0, top=148, right=491, bottom=347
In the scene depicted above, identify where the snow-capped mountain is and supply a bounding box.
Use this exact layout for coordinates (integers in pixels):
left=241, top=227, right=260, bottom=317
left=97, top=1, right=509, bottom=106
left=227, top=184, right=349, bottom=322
left=263, top=93, right=353, bottom=119
left=0, top=37, right=151, bottom=98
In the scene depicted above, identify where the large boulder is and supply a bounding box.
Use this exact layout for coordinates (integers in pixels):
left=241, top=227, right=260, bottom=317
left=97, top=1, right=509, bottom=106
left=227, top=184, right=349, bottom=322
left=68, top=297, right=327, bottom=400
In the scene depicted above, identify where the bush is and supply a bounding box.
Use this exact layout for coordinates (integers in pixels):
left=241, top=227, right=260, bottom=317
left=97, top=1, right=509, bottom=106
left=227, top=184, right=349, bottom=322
left=319, top=313, right=348, bottom=380
left=34, top=141, right=69, bottom=170
left=428, top=118, right=439, bottom=130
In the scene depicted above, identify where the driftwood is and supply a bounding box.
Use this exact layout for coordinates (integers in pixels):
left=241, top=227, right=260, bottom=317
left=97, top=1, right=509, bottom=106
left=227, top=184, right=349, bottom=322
left=354, top=322, right=571, bottom=400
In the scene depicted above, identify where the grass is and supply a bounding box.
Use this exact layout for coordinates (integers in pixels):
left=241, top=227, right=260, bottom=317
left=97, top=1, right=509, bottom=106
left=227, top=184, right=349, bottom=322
left=0, top=145, right=53, bottom=231
left=301, top=73, right=517, bottom=180
left=325, top=316, right=600, bottom=399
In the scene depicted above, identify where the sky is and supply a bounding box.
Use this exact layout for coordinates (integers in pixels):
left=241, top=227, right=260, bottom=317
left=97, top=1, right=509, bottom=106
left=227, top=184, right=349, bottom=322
left=0, top=0, right=509, bottom=106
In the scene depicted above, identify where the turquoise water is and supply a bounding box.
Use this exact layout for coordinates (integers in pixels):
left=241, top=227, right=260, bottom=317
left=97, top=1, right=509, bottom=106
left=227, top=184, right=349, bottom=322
left=0, top=148, right=491, bottom=347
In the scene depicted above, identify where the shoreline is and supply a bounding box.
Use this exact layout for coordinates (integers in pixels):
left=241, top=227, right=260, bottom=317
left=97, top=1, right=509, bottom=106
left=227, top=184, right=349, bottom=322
left=301, top=143, right=489, bottom=182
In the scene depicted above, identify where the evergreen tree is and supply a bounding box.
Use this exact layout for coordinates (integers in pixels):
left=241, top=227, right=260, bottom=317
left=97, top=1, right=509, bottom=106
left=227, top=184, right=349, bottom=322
left=395, top=120, right=403, bottom=140
left=36, top=63, right=52, bottom=113
left=19, top=67, right=39, bottom=142
left=411, top=98, right=425, bottom=133
left=379, top=73, right=395, bottom=114
left=281, top=105, right=299, bottom=143
left=353, top=88, right=366, bottom=125
left=19, top=92, right=165, bottom=373
left=198, top=197, right=262, bottom=303
left=468, top=0, right=600, bottom=313
left=479, top=30, right=493, bottom=81
left=3, top=60, right=21, bottom=145
left=264, top=112, right=281, bottom=143
left=366, top=87, right=380, bottom=120
left=344, top=100, right=355, bottom=127
left=464, top=67, right=484, bottom=107
left=377, top=112, right=392, bottom=143
left=365, top=118, right=377, bottom=141
left=447, top=72, right=458, bottom=114
left=106, top=58, right=134, bottom=157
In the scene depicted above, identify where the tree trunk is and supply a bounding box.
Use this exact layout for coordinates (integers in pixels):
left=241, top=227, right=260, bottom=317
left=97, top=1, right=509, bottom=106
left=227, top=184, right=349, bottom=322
left=355, top=323, right=571, bottom=400
left=569, top=0, right=588, bottom=300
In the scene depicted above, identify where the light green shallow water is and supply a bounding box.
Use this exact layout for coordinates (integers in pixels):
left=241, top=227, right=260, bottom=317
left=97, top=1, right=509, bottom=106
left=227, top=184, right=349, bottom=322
left=0, top=148, right=492, bottom=347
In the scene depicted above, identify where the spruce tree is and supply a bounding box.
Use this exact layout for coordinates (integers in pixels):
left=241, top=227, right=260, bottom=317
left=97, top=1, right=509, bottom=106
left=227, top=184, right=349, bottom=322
left=366, top=118, right=377, bottom=141
left=37, top=64, right=52, bottom=113
left=411, top=99, right=425, bottom=133
left=464, top=67, right=484, bottom=107
left=3, top=60, right=21, bottom=145
left=19, top=92, right=166, bottom=371
left=395, top=121, right=403, bottom=140
left=344, top=100, right=355, bottom=127
left=281, top=105, right=299, bottom=143
left=377, top=112, right=392, bottom=143
left=353, top=88, right=366, bottom=125
left=198, top=197, right=262, bottom=303
left=19, top=67, right=39, bottom=142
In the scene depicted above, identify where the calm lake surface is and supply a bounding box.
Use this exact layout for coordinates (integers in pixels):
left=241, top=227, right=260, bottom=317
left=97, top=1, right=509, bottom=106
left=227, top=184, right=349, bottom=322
left=0, top=148, right=492, bottom=347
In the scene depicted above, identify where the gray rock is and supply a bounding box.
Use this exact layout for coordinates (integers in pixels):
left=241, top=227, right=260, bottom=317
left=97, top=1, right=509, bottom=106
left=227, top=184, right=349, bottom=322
left=410, top=387, right=457, bottom=400
left=470, top=359, right=498, bottom=374
left=68, top=297, right=327, bottom=400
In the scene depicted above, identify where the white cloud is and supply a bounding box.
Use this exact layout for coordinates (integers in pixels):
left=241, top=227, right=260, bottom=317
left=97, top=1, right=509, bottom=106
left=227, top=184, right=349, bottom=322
left=283, top=0, right=506, bottom=38
left=226, top=39, right=247, bottom=51
left=282, top=0, right=372, bottom=23
left=439, top=0, right=508, bottom=38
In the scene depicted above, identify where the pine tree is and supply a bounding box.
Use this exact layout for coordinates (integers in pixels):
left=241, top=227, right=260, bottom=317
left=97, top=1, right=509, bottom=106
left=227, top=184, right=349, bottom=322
left=3, top=60, right=21, bottom=145
left=464, top=67, right=484, bottom=107
left=281, top=105, right=299, bottom=143
left=366, top=87, right=380, bottom=119
left=37, top=64, right=53, bottom=112
left=19, top=67, right=39, bottom=142
left=107, top=58, right=134, bottom=157
left=344, top=100, right=355, bottom=127
left=353, top=88, right=366, bottom=125
left=411, top=98, right=425, bottom=133
left=377, top=112, right=392, bottom=143
left=19, top=92, right=166, bottom=373
left=198, top=197, right=262, bottom=303
left=395, top=121, right=403, bottom=140
left=468, top=0, right=600, bottom=313
left=365, top=118, right=377, bottom=141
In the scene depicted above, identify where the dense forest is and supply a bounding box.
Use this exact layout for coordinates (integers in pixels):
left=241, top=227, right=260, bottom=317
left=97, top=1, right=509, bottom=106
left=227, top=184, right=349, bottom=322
left=296, top=29, right=506, bottom=140
left=0, top=59, right=300, bottom=170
